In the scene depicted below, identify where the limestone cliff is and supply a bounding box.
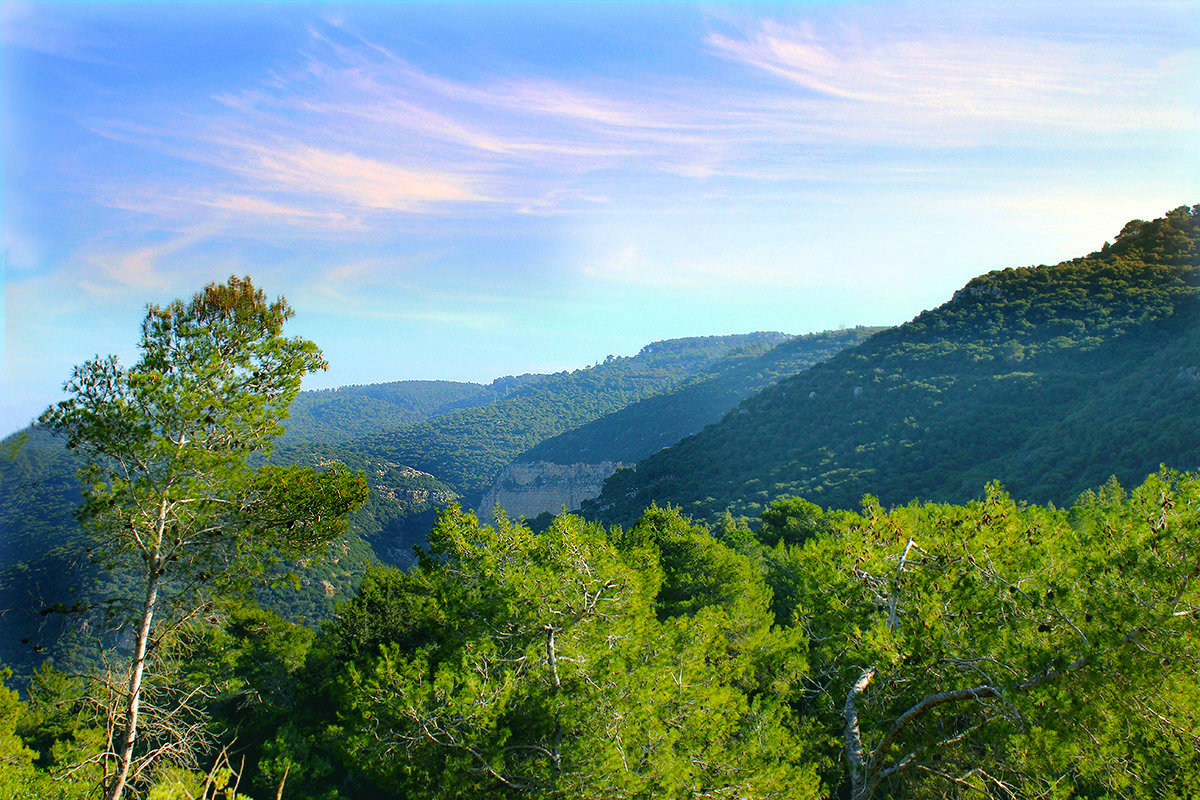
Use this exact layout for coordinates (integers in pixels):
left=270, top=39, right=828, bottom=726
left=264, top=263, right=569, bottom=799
left=477, top=461, right=628, bottom=522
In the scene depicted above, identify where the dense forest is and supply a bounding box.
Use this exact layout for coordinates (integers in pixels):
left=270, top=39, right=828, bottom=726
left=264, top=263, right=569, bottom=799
left=1, top=333, right=807, bottom=676
left=1, top=207, right=1198, bottom=799
left=276, top=380, right=493, bottom=447
left=320, top=332, right=792, bottom=500
left=4, top=474, right=1198, bottom=799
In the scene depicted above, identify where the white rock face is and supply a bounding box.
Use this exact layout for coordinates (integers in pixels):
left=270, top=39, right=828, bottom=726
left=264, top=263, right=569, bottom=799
left=477, top=461, right=628, bottom=522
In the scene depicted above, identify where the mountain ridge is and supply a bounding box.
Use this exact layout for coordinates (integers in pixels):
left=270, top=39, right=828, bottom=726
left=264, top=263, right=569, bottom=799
left=583, top=205, right=1200, bottom=526
left=475, top=326, right=884, bottom=522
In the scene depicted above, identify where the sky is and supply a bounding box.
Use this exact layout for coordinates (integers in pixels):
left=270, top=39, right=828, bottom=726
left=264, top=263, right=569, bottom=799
left=2, top=0, right=1198, bottom=436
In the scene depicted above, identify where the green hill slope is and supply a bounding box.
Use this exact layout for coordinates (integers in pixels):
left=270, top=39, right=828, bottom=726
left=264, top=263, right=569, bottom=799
left=277, top=379, right=492, bottom=446
left=322, top=333, right=791, bottom=502
left=519, top=327, right=885, bottom=468
left=0, top=426, right=387, bottom=678
left=585, top=205, right=1200, bottom=525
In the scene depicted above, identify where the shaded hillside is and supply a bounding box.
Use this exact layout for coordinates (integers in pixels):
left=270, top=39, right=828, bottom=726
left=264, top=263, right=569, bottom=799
left=324, top=333, right=791, bottom=501
left=586, top=205, right=1200, bottom=525
left=0, top=426, right=384, bottom=679
left=0, top=429, right=95, bottom=675
left=474, top=327, right=884, bottom=522
left=519, top=327, right=886, bottom=467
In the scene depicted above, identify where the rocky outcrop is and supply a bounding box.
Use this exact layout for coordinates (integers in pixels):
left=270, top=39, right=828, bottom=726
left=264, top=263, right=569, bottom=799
left=319, top=457, right=459, bottom=507
left=477, top=461, right=628, bottom=522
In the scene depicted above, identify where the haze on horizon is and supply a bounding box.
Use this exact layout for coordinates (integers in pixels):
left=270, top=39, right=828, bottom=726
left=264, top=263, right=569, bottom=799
left=3, top=0, right=1198, bottom=436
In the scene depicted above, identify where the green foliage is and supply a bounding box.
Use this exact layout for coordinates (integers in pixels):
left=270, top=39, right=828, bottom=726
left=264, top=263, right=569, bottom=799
left=179, top=602, right=339, bottom=800
left=758, top=496, right=832, bottom=548
left=0, top=667, right=41, bottom=799
left=623, top=504, right=771, bottom=622
left=0, top=664, right=102, bottom=799
left=328, top=506, right=817, bottom=799
left=764, top=470, right=1200, bottom=798
left=260, top=475, right=1200, bottom=799
left=8, top=470, right=1200, bottom=799
left=307, top=563, right=448, bottom=681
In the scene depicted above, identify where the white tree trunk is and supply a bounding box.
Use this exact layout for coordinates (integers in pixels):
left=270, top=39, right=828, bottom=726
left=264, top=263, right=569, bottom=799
left=106, top=496, right=168, bottom=800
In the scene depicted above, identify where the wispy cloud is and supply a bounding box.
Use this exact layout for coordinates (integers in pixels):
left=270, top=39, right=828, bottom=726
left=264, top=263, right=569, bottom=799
left=76, top=18, right=734, bottom=234
left=76, top=229, right=215, bottom=298
left=89, top=121, right=491, bottom=224
left=96, top=186, right=361, bottom=233
left=1, top=1, right=106, bottom=61
left=705, top=12, right=1198, bottom=143
left=143, top=9, right=1195, bottom=234
left=19, top=3, right=1200, bottom=292
left=235, top=143, right=487, bottom=210
left=4, top=1, right=1199, bottom=434
left=196, top=193, right=353, bottom=224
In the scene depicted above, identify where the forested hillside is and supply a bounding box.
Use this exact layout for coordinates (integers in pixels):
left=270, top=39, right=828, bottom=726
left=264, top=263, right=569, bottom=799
left=0, top=332, right=790, bottom=677
left=0, top=425, right=383, bottom=677
left=305, top=332, right=790, bottom=503
left=6, top=472, right=1197, bottom=799
left=276, top=379, right=490, bottom=446
left=475, top=327, right=882, bottom=523
left=587, top=205, right=1200, bottom=525
left=4, top=210, right=1200, bottom=800
left=519, top=326, right=884, bottom=467
left=0, top=430, right=94, bottom=673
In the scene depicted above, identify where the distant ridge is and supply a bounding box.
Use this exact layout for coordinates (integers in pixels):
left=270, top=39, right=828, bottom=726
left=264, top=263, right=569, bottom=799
left=519, top=327, right=885, bottom=468
left=278, top=380, right=490, bottom=446
left=474, top=327, right=883, bottom=522
left=0, top=332, right=795, bottom=674
left=316, top=332, right=793, bottom=503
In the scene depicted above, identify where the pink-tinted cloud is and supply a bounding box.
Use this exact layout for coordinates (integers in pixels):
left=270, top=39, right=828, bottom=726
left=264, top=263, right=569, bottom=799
left=236, top=143, right=487, bottom=211
left=705, top=14, right=1198, bottom=141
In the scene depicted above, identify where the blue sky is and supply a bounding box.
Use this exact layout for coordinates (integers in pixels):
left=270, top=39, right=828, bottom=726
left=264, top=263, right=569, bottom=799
left=3, top=1, right=1198, bottom=435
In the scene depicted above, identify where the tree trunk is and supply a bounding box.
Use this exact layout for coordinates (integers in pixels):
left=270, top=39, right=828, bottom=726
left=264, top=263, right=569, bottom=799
left=105, top=566, right=159, bottom=800
left=844, top=667, right=876, bottom=800
left=546, top=625, right=563, bottom=786
left=106, top=498, right=168, bottom=800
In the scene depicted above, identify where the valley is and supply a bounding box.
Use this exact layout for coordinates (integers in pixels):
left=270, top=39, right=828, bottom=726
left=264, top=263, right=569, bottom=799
left=1, top=206, right=1198, bottom=800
